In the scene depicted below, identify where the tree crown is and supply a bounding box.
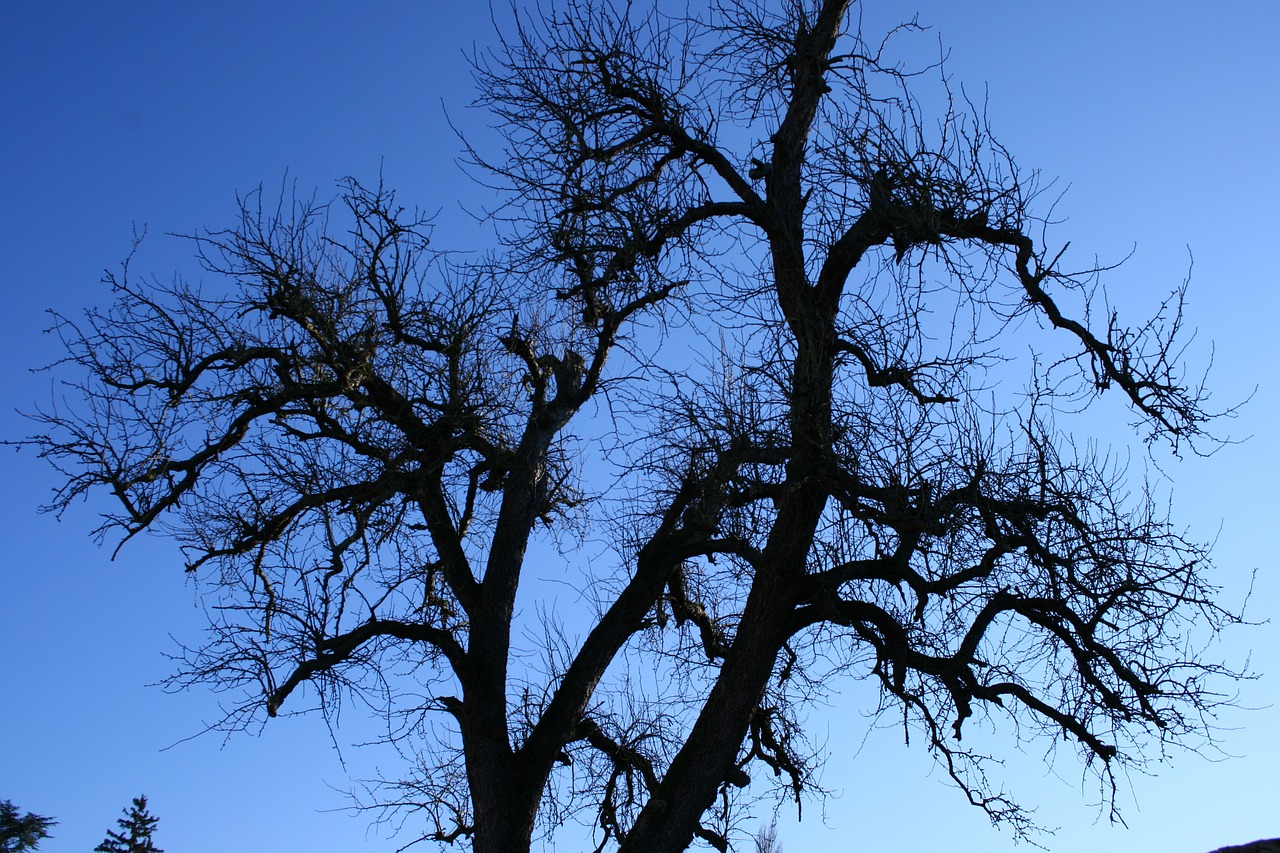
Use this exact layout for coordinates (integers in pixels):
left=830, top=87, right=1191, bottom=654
left=94, top=796, right=163, bottom=853
left=19, top=2, right=1246, bottom=851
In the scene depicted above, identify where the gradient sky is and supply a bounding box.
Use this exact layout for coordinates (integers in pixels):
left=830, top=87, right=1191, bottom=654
left=2, top=2, right=1277, bottom=851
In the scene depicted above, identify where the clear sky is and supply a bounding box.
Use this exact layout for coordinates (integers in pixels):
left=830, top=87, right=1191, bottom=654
left=1, top=2, right=1276, bottom=851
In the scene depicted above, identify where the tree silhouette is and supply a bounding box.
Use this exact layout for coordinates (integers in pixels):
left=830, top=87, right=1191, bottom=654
left=94, top=796, right=163, bottom=853
left=23, top=1, right=1245, bottom=851
left=0, top=801, right=55, bottom=853
left=754, top=821, right=782, bottom=853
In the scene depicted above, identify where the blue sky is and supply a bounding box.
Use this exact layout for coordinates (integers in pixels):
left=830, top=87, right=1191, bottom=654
left=1, top=2, right=1277, bottom=851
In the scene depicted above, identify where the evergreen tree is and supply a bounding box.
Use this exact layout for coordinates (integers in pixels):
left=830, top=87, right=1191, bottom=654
left=0, top=801, right=55, bottom=852
left=94, top=796, right=162, bottom=853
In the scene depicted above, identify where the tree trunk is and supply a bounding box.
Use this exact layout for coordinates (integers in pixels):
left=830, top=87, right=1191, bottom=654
left=621, top=484, right=827, bottom=851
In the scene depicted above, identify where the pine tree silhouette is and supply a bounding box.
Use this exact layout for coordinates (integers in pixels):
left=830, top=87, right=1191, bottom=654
left=94, top=796, right=162, bottom=853
left=0, top=800, right=56, bottom=852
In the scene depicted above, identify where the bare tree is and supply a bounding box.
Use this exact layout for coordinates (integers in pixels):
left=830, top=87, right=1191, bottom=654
left=21, top=2, right=1244, bottom=852
left=753, top=821, right=782, bottom=853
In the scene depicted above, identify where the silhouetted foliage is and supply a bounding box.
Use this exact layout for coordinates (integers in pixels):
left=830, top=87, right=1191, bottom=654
left=0, top=801, right=55, bottom=853
left=23, top=1, right=1244, bottom=851
left=94, top=796, right=163, bottom=853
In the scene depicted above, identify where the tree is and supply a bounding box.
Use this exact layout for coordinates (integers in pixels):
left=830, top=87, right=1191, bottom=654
left=0, top=801, right=55, bottom=852
left=94, top=796, right=163, bottom=853
left=22, top=1, right=1245, bottom=851
left=753, top=821, right=782, bottom=853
